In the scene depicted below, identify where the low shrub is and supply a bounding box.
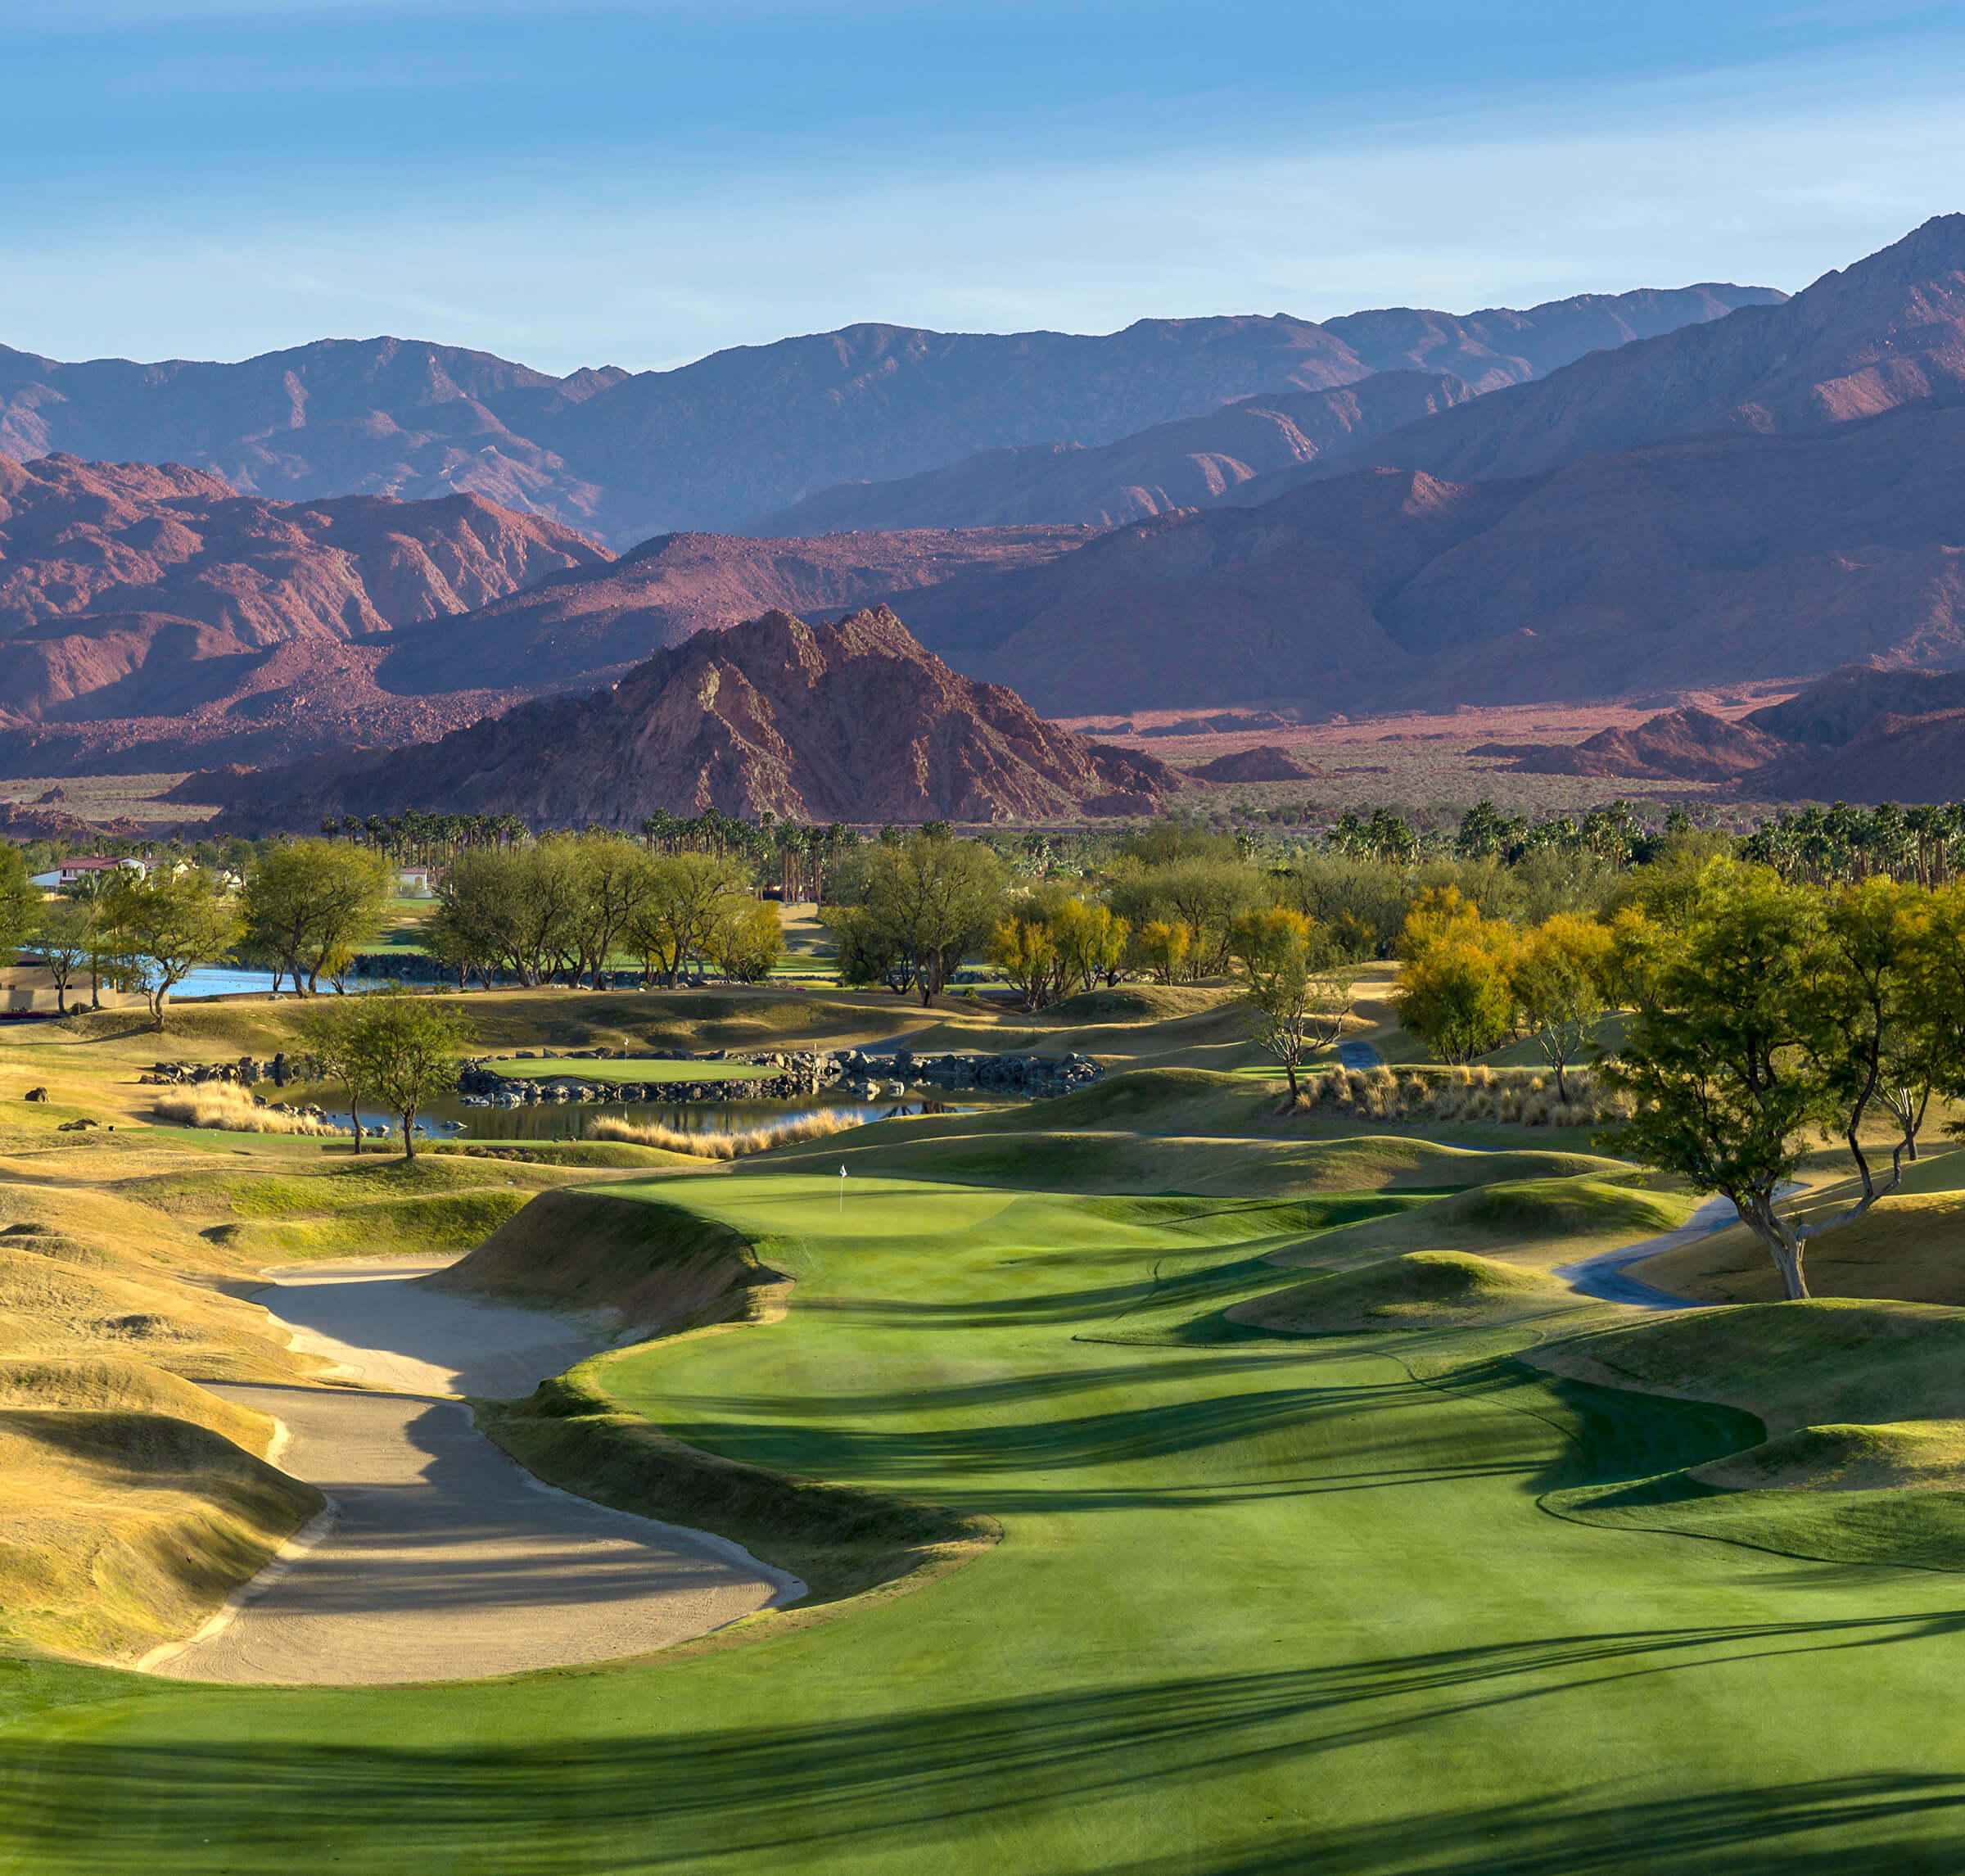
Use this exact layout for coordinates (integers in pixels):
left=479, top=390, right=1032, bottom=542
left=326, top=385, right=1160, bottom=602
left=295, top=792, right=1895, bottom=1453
left=1295, top=1064, right=1631, bottom=1129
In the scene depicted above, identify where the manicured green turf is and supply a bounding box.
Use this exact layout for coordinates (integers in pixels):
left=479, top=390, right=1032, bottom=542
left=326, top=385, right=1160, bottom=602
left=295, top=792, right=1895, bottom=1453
left=478, top=1057, right=776, bottom=1083
left=8, top=1167, right=1965, bottom=1872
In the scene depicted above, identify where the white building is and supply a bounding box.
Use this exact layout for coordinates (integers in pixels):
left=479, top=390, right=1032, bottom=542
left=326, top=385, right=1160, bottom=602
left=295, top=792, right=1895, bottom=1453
left=28, top=856, right=148, bottom=891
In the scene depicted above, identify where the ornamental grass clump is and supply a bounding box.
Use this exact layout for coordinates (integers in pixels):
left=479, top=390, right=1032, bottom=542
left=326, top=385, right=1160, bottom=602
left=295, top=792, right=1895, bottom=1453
left=586, top=1108, right=858, bottom=1160
left=151, top=1084, right=346, bottom=1136
left=1295, top=1064, right=1629, bottom=1128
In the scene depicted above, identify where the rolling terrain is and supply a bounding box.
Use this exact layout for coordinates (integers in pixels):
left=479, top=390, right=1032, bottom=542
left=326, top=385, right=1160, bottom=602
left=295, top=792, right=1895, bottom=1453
left=0, top=980, right=1963, bottom=1869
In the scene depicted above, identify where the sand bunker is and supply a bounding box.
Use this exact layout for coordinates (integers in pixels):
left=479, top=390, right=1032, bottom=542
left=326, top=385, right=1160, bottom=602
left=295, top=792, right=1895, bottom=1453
left=243, top=1254, right=608, bottom=1396
left=144, top=1258, right=802, bottom=1685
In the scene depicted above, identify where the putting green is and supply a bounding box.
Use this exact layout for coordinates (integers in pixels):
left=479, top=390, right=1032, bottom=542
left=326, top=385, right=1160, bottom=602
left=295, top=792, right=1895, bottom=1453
left=6, top=1169, right=1965, bottom=1872
left=478, top=1058, right=777, bottom=1083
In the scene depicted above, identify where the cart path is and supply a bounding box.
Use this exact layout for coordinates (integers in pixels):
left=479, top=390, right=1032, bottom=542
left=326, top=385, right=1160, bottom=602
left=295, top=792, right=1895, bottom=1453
left=1552, top=1195, right=1734, bottom=1309
left=144, top=1257, right=803, bottom=1685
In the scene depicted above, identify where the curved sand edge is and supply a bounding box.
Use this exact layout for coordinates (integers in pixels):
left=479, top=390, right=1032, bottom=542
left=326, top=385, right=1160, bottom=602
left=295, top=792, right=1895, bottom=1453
left=142, top=1259, right=805, bottom=1685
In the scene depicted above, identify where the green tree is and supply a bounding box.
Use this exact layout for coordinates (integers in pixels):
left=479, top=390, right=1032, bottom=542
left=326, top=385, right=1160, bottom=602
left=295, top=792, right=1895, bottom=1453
left=567, top=836, right=664, bottom=988
left=838, top=831, right=1005, bottom=1006
left=0, top=845, right=38, bottom=965
left=1130, top=918, right=1191, bottom=986
left=1230, top=907, right=1350, bottom=1101
left=1395, top=888, right=1519, bottom=1064
left=711, top=897, right=784, bottom=983
left=239, top=840, right=389, bottom=994
left=1511, top=912, right=1610, bottom=1098
left=298, top=999, right=382, bottom=1154
left=985, top=914, right=1061, bottom=1011
left=29, top=896, right=94, bottom=1016
left=346, top=991, right=473, bottom=1162
left=99, top=868, right=239, bottom=1030
left=626, top=852, right=749, bottom=988
left=1600, top=867, right=1908, bottom=1301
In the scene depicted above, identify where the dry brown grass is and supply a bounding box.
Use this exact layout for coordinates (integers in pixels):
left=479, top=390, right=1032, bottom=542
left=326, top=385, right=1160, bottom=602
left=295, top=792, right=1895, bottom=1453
left=1295, top=1064, right=1632, bottom=1129
left=586, top=1108, right=859, bottom=1160
left=151, top=1084, right=346, bottom=1136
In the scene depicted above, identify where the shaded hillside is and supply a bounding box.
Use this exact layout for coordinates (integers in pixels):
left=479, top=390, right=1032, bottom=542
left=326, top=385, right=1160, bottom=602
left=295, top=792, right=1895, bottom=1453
left=1184, top=745, right=1317, bottom=784
left=894, top=402, right=1965, bottom=716
left=181, top=608, right=1182, bottom=830
left=1741, top=667, right=1965, bottom=802
left=0, top=637, right=529, bottom=777
left=0, top=284, right=1777, bottom=545
left=0, top=339, right=620, bottom=533
left=0, top=453, right=606, bottom=745
left=1746, top=666, right=1965, bottom=746
left=1750, top=709, right=1965, bottom=803
left=374, top=526, right=1086, bottom=694
left=1471, top=668, right=1965, bottom=803
left=1473, top=708, right=1786, bottom=782
left=751, top=373, right=1473, bottom=533
left=0, top=453, right=607, bottom=658
left=1345, top=215, right=1965, bottom=485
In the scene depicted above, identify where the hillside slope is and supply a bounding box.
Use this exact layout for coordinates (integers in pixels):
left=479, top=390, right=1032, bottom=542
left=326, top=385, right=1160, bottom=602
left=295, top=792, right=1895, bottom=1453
left=0, top=451, right=611, bottom=770
left=183, top=606, right=1181, bottom=829
left=893, top=402, right=1965, bottom=716
left=1344, top=214, right=1965, bottom=484
left=751, top=372, right=1474, bottom=533
left=0, top=284, right=1778, bottom=545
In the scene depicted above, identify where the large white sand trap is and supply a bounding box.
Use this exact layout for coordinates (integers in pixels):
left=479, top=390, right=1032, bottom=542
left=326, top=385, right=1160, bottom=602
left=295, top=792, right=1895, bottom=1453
left=246, top=1254, right=607, bottom=1396
left=145, top=1260, right=803, bottom=1685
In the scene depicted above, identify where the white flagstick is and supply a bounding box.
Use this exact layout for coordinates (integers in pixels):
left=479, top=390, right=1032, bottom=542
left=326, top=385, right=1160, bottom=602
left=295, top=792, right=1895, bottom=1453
left=839, top=1164, right=847, bottom=1214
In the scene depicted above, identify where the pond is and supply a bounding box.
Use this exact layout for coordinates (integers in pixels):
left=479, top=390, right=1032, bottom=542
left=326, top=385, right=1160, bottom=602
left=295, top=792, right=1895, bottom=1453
left=169, top=969, right=395, bottom=1001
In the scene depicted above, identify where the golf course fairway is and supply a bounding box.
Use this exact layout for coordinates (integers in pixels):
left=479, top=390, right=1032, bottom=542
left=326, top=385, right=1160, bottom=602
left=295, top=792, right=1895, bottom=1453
left=5, top=1168, right=1965, bottom=1873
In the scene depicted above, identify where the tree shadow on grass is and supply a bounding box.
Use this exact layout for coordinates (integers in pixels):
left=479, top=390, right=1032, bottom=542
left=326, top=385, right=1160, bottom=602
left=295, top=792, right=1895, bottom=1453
left=1098, top=1774, right=1965, bottom=1876
left=9, top=1617, right=1965, bottom=1871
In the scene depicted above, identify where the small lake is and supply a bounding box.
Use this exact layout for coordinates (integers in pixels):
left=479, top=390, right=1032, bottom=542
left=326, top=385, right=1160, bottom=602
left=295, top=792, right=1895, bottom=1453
left=169, top=969, right=397, bottom=1001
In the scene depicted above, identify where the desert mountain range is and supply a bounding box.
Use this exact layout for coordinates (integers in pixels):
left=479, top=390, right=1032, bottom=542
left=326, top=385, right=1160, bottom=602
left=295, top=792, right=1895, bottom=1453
left=182, top=608, right=1180, bottom=830
left=877, top=215, right=1965, bottom=716
left=0, top=284, right=1775, bottom=548
left=16, top=218, right=1965, bottom=812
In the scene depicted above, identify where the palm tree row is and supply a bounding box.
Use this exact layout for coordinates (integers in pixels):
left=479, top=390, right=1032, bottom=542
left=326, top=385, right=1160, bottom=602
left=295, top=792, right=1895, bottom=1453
left=320, top=812, right=530, bottom=862
left=1741, top=802, right=1965, bottom=887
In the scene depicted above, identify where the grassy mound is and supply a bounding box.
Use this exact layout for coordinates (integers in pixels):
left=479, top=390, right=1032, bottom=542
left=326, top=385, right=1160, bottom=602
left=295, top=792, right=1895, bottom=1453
left=1545, top=1468, right=1965, bottom=1573
left=1264, top=1174, right=1689, bottom=1274
left=1633, top=1187, right=1965, bottom=1308
left=1527, top=1297, right=1965, bottom=1434
left=0, top=1220, right=305, bottom=1380
left=477, top=1359, right=996, bottom=1609
left=430, top=1188, right=779, bottom=1335
left=0, top=1360, right=320, bottom=1660
left=1037, top=985, right=1227, bottom=1025
left=205, top=1187, right=534, bottom=1263
left=0, top=1358, right=276, bottom=1451
left=1231, top=1251, right=1567, bottom=1334
left=1691, top=1420, right=1965, bottom=1493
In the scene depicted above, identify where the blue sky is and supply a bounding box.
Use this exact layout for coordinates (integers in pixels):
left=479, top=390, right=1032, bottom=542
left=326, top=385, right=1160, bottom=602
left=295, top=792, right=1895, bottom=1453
left=3, top=1, right=1963, bottom=374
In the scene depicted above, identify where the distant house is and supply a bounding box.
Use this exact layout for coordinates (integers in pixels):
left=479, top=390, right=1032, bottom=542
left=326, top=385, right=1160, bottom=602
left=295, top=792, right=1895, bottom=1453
left=27, top=856, right=147, bottom=891
left=392, top=867, right=435, bottom=898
